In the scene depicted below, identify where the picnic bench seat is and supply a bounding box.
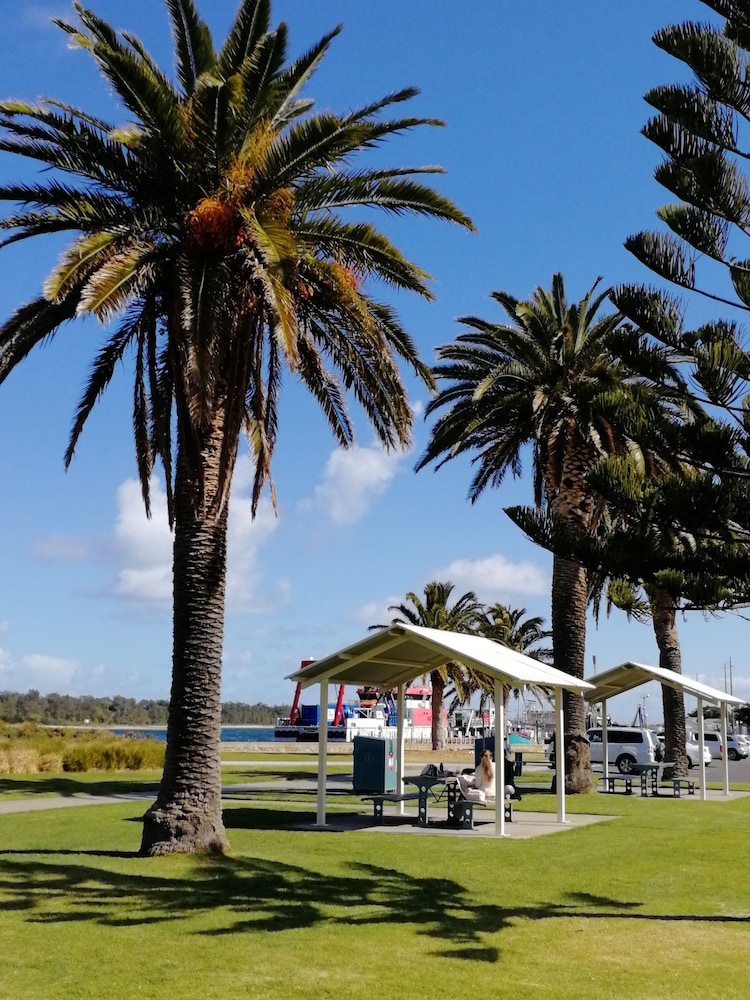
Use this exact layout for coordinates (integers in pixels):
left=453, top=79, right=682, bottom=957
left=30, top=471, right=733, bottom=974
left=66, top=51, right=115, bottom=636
left=602, top=774, right=633, bottom=795
left=362, top=791, right=420, bottom=822
left=454, top=796, right=513, bottom=829
left=661, top=777, right=696, bottom=797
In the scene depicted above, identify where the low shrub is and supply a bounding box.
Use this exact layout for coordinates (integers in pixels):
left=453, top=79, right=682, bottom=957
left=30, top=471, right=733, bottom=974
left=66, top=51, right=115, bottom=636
left=0, top=749, right=40, bottom=774
left=62, top=739, right=165, bottom=772
left=38, top=753, right=64, bottom=772
left=0, top=723, right=164, bottom=773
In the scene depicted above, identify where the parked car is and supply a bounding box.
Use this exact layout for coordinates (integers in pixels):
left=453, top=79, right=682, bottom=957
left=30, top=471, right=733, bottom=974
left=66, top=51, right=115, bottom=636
left=657, top=732, right=711, bottom=769
left=587, top=727, right=660, bottom=774
left=687, top=731, right=723, bottom=760
left=726, top=734, right=749, bottom=761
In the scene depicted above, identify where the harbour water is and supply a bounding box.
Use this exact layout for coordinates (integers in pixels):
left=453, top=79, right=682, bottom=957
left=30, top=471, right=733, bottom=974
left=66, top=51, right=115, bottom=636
left=111, top=726, right=276, bottom=742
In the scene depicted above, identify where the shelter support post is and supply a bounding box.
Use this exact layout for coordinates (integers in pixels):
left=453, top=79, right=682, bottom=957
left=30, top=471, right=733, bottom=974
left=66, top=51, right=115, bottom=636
left=397, top=683, right=406, bottom=814
left=720, top=703, right=730, bottom=797
left=555, top=687, right=566, bottom=824
left=494, top=678, right=506, bottom=837
left=316, top=682, right=329, bottom=825
left=697, top=698, right=707, bottom=802
left=601, top=700, right=608, bottom=783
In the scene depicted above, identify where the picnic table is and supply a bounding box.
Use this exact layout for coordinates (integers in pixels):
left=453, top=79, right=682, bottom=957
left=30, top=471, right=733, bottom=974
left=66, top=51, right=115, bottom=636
left=627, top=762, right=675, bottom=797
left=402, top=773, right=462, bottom=827
left=364, top=770, right=515, bottom=828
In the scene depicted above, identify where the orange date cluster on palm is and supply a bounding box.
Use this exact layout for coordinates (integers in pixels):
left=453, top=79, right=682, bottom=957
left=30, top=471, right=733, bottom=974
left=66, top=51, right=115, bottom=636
left=331, top=261, right=360, bottom=292
left=186, top=197, right=242, bottom=255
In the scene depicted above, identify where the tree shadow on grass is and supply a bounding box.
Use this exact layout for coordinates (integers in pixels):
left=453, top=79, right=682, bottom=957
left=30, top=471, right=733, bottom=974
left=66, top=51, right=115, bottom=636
left=0, top=777, right=160, bottom=798
left=0, top=847, right=509, bottom=959
left=1, top=814, right=747, bottom=965
left=221, top=768, right=349, bottom=784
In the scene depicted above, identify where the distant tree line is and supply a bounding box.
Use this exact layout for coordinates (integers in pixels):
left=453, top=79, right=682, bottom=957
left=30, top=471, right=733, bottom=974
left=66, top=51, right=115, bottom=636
left=220, top=701, right=290, bottom=725
left=0, top=690, right=290, bottom=727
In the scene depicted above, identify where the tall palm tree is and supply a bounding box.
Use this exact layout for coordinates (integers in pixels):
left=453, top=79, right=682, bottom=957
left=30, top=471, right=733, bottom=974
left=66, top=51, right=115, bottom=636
left=471, top=603, right=553, bottom=727
left=417, top=273, right=684, bottom=791
left=480, top=604, right=553, bottom=664
left=375, top=581, right=486, bottom=750
left=0, top=1, right=472, bottom=855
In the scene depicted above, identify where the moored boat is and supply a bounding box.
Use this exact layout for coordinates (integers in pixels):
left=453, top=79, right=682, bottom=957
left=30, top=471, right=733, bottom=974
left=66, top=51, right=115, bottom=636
left=274, top=669, right=443, bottom=742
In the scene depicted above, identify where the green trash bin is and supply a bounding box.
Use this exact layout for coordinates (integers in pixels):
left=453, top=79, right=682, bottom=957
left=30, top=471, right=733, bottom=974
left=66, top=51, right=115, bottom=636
left=474, top=735, right=496, bottom=766
left=352, top=736, right=397, bottom=793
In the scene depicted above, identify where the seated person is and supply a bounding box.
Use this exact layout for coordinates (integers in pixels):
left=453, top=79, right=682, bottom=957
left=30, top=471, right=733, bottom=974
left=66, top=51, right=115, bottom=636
left=457, top=749, right=515, bottom=803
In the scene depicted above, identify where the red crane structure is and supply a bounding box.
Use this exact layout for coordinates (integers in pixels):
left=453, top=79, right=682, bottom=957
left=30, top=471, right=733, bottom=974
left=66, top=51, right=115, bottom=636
left=289, top=659, right=345, bottom=726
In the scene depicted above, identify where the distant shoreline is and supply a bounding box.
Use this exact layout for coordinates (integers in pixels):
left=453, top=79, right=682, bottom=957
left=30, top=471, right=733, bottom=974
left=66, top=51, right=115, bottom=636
left=109, top=724, right=271, bottom=729
left=44, top=724, right=273, bottom=731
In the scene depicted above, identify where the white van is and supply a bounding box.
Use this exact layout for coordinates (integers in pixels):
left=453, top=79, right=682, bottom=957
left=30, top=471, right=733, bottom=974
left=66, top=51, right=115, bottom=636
left=687, top=731, right=723, bottom=760
left=587, top=727, right=660, bottom=774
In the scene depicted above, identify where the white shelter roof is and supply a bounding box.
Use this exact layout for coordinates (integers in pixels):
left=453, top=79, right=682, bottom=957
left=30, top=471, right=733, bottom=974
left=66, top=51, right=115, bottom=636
left=584, top=661, right=745, bottom=707
left=287, top=622, right=595, bottom=693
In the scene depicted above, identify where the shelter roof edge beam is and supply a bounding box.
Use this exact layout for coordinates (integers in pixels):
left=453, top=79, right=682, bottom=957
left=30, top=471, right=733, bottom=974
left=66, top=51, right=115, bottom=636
left=295, top=634, right=406, bottom=688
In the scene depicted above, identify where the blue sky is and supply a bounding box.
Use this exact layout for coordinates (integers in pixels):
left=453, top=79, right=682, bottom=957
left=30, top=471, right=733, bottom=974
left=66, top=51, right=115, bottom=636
left=0, top=0, right=745, bottom=725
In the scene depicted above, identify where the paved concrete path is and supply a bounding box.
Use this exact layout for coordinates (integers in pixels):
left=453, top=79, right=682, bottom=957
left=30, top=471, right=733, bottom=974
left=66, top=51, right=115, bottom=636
left=0, top=792, right=153, bottom=814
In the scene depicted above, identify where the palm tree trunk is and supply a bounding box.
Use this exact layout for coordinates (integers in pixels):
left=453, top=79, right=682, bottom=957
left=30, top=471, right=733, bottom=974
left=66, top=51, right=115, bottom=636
left=140, top=430, right=231, bottom=855
left=551, top=553, right=594, bottom=793
left=430, top=670, right=447, bottom=751
left=651, top=587, right=688, bottom=779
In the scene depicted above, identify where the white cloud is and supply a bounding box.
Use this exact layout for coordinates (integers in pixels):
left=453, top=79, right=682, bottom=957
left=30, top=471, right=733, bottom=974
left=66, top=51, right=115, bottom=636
left=298, top=444, right=403, bottom=525
left=432, top=554, right=549, bottom=599
left=0, top=650, right=79, bottom=693
left=111, top=478, right=173, bottom=605
left=0, top=646, right=126, bottom=697
left=226, top=490, right=288, bottom=615
left=108, top=458, right=287, bottom=614
left=349, top=597, right=404, bottom=627
left=348, top=557, right=549, bottom=630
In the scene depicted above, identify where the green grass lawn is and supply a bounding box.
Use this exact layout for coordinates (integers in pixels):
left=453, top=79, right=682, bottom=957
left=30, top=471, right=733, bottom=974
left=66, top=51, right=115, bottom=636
left=0, top=771, right=748, bottom=1000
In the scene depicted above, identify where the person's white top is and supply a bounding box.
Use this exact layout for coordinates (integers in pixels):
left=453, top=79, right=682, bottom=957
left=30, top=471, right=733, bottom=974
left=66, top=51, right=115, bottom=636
left=473, top=759, right=495, bottom=793
left=457, top=759, right=496, bottom=803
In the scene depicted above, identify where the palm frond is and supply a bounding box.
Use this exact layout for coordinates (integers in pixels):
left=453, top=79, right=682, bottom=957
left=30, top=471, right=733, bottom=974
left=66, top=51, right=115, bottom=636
left=44, top=231, right=121, bottom=301
left=267, top=27, right=341, bottom=128
left=166, top=0, right=216, bottom=94
left=71, top=4, right=185, bottom=149
left=297, top=217, right=433, bottom=297
left=295, top=173, right=474, bottom=227
left=343, top=87, right=422, bottom=123
left=133, top=328, right=154, bottom=515
left=0, top=211, right=85, bottom=249
left=0, top=295, right=79, bottom=383
left=233, top=27, right=289, bottom=145
left=217, top=0, right=271, bottom=77
left=65, top=315, right=140, bottom=467
left=77, top=243, right=155, bottom=321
